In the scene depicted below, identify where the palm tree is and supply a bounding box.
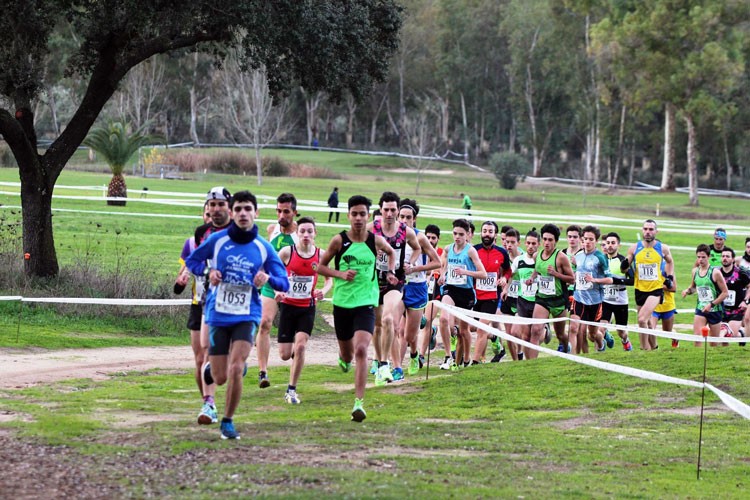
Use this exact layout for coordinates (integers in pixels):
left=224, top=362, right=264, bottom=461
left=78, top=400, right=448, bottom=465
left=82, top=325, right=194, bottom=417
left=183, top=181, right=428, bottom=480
left=84, top=122, right=154, bottom=206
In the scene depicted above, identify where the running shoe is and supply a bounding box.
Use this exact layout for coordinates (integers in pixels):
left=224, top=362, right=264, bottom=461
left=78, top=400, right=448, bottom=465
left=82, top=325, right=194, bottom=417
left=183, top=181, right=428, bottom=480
left=671, top=339, right=679, bottom=348
left=351, top=398, right=366, bottom=422
left=220, top=419, right=240, bottom=440
left=543, top=323, right=552, bottom=344
left=408, top=356, right=420, bottom=375
left=418, top=354, right=425, bottom=369
left=449, top=361, right=459, bottom=371
left=370, top=359, right=378, bottom=375
left=203, top=362, right=214, bottom=386
left=284, top=390, right=301, bottom=405
left=739, top=327, right=746, bottom=347
left=556, top=343, right=566, bottom=353
left=721, top=322, right=733, bottom=338
left=420, top=315, right=427, bottom=329
left=258, top=372, right=270, bottom=389
left=379, top=364, right=394, bottom=383
left=429, top=326, right=437, bottom=351
left=197, top=402, right=218, bottom=425
left=338, top=356, right=352, bottom=373
left=450, top=331, right=458, bottom=353
left=374, top=366, right=386, bottom=387
left=392, top=367, right=404, bottom=381
left=604, top=330, right=615, bottom=349
left=623, top=340, right=633, bottom=351
left=439, top=357, right=454, bottom=370
left=596, top=343, right=606, bottom=352
left=490, top=348, right=506, bottom=363
left=490, top=336, right=503, bottom=355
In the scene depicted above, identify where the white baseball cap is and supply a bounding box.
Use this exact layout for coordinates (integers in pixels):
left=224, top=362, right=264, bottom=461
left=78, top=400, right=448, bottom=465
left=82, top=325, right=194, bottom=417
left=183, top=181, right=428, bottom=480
left=206, top=186, right=231, bottom=201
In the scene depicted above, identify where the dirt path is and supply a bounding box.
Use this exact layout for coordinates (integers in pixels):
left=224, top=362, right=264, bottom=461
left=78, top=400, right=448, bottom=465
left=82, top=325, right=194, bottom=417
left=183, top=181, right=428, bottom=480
left=0, top=333, right=342, bottom=389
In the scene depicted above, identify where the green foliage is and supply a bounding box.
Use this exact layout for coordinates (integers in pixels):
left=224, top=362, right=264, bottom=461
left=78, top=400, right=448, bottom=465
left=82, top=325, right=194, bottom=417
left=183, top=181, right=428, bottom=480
left=490, top=151, right=530, bottom=190
left=83, top=122, right=154, bottom=176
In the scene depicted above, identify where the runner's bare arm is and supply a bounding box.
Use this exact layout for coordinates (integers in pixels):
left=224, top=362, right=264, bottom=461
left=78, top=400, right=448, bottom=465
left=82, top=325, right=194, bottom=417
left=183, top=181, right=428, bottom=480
left=682, top=268, right=698, bottom=297
left=277, top=246, right=292, bottom=266
left=317, top=250, right=334, bottom=298
left=315, top=235, right=345, bottom=279
left=556, top=251, right=575, bottom=284
left=438, top=245, right=450, bottom=286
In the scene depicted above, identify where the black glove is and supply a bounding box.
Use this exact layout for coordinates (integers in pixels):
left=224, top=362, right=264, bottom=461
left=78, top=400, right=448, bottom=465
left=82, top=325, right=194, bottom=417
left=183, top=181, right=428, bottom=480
left=174, top=282, right=186, bottom=295
left=620, top=259, right=630, bottom=273
left=663, top=275, right=674, bottom=290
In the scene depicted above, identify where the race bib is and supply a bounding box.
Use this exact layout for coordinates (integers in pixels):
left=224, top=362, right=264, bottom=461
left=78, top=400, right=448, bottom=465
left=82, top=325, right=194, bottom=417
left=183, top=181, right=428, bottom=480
left=427, top=277, right=435, bottom=295
left=446, top=264, right=468, bottom=286
left=376, top=248, right=401, bottom=272
left=724, top=290, right=736, bottom=306
left=638, top=263, right=658, bottom=281
left=603, top=285, right=618, bottom=300
left=194, top=275, right=205, bottom=303
left=508, top=280, right=520, bottom=298
left=287, top=275, right=314, bottom=299
left=522, top=281, right=538, bottom=297
left=476, top=272, right=497, bottom=292
left=538, top=276, right=556, bottom=295
left=215, top=283, right=252, bottom=315
left=697, top=286, right=714, bottom=304
left=575, top=272, right=592, bottom=291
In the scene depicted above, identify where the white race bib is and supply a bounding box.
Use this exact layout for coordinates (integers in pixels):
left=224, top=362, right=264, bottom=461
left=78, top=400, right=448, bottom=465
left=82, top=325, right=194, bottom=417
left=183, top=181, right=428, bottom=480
left=446, top=264, right=468, bottom=286
left=508, top=280, right=520, bottom=298
left=638, top=263, right=658, bottom=281
left=428, top=277, right=435, bottom=295
left=724, top=290, right=736, bottom=306
left=215, top=283, right=252, bottom=315
left=476, top=272, right=497, bottom=292
left=538, top=276, right=556, bottom=295
left=377, top=248, right=402, bottom=272
left=522, top=281, right=538, bottom=297
left=575, top=272, right=592, bottom=291
left=603, top=285, right=618, bottom=300
left=287, top=275, right=313, bottom=299
left=697, top=286, right=714, bottom=304
left=194, top=275, right=205, bottom=303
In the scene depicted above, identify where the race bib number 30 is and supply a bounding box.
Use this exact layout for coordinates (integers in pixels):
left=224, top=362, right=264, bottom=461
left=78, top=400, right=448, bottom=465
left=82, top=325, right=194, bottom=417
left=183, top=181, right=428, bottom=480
left=288, top=275, right=313, bottom=299
left=215, top=283, right=252, bottom=315
left=446, top=265, right=468, bottom=286
left=638, top=263, right=658, bottom=281
left=376, top=248, right=401, bottom=272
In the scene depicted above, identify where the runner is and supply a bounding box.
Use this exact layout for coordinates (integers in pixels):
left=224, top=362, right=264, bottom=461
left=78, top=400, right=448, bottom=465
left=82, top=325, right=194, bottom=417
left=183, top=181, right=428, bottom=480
left=562, top=225, right=582, bottom=350
left=174, top=203, right=211, bottom=421
left=395, top=199, right=441, bottom=375
left=682, top=244, right=728, bottom=347
left=190, top=187, right=232, bottom=425
left=368, top=192, right=420, bottom=384
left=598, top=232, right=634, bottom=351
left=736, top=237, right=750, bottom=272
left=471, top=221, right=511, bottom=365
left=185, top=190, right=289, bottom=439
left=275, top=217, right=333, bottom=404
left=718, top=248, right=749, bottom=343
left=497, top=228, right=522, bottom=361
left=315, top=195, right=398, bottom=422
left=418, top=224, right=444, bottom=365
left=257, top=193, right=299, bottom=389
left=621, top=219, right=674, bottom=351
left=568, top=225, right=614, bottom=353
left=503, top=228, right=539, bottom=361
left=437, top=218, right=487, bottom=369
left=528, top=224, right=575, bottom=358
left=709, top=228, right=727, bottom=267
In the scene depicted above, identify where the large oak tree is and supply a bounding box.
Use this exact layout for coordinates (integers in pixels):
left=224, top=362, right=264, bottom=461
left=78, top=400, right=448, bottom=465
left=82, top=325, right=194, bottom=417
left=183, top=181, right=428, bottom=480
left=0, top=0, right=402, bottom=277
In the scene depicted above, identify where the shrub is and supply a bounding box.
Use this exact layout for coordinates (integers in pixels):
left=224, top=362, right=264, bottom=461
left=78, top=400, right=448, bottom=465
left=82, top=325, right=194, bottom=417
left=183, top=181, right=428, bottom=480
left=287, top=163, right=342, bottom=179
left=0, top=142, right=16, bottom=168
left=263, top=156, right=290, bottom=177
left=490, top=152, right=530, bottom=190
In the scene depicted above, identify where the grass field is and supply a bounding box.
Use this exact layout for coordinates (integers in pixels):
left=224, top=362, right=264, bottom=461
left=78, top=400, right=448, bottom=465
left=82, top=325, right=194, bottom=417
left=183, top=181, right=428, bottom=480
left=0, top=150, right=749, bottom=497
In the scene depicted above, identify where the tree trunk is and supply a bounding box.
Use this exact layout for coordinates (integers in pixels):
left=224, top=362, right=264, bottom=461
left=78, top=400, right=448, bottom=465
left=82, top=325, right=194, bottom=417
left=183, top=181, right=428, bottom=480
left=19, top=158, right=59, bottom=277
left=255, top=145, right=263, bottom=186
left=189, top=52, right=200, bottom=145
left=723, top=133, right=732, bottom=191
left=612, top=104, right=626, bottom=187
left=661, top=103, right=676, bottom=191
left=685, top=114, right=699, bottom=206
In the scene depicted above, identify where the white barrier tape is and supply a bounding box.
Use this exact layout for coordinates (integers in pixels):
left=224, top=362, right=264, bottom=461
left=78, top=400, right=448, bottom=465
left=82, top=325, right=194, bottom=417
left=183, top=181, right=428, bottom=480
left=0, top=296, right=191, bottom=306
left=573, top=317, right=748, bottom=344
left=460, top=301, right=744, bottom=344
left=435, top=302, right=750, bottom=420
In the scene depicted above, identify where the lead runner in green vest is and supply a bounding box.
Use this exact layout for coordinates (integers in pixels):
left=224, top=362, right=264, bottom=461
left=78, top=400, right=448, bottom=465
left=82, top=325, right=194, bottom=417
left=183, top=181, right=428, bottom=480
left=316, top=195, right=398, bottom=422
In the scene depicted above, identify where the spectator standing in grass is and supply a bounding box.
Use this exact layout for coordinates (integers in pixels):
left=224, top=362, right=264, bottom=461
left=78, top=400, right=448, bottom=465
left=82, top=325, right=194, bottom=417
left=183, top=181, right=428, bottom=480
left=328, top=187, right=340, bottom=223
left=460, top=193, right=472, bottom=219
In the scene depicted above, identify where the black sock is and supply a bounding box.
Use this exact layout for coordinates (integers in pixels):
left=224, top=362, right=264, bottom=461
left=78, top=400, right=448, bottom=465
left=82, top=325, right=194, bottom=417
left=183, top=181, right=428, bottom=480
left=410, top=352, right=418, bottom=359
left=259, top=370, right=267, bottom=377
left=222, top=417, right=232, bottom=424
left=288, top=385, right=296, bottom=392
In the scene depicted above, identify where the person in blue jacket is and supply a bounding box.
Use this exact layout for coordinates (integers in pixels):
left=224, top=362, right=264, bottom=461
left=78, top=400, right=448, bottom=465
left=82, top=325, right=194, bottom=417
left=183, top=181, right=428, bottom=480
left=186, top=190, right=289, bottom=439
